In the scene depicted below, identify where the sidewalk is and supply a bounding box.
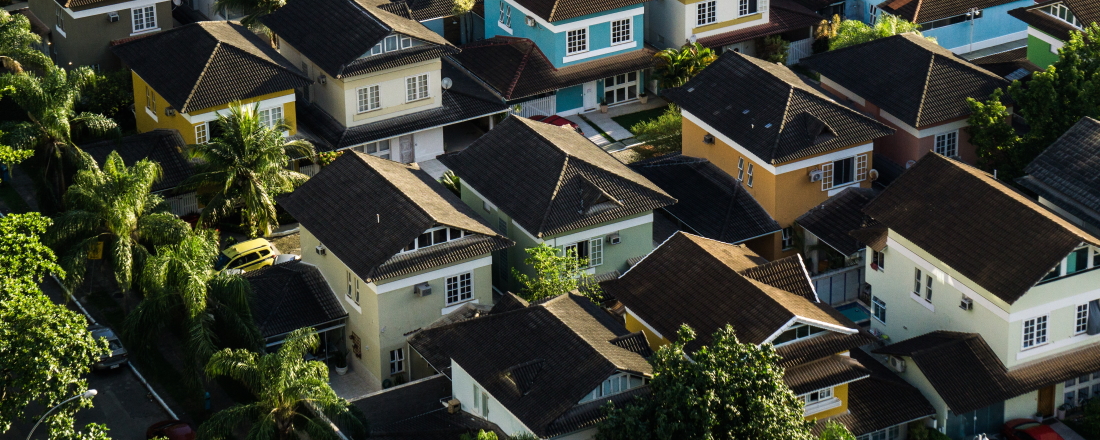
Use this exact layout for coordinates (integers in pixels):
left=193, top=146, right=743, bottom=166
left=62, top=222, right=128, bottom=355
left=565, top=97, right=669, bottom=151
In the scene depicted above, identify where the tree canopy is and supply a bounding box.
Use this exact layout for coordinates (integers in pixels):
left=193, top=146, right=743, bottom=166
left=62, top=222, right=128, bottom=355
left=654, top=43, right=717, bottom=89
left=823, top=16, right=932, bottom=50
left=0, top=9, right=52, bottom=74
left=512, top=243, right=602, bottom=303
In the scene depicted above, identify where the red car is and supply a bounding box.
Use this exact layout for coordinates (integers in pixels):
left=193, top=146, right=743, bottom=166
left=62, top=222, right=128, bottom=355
left=1002, top=419, right=1065, bottom=440
left=529, top=115, right=583, bottom=135
left=146, top=420, right=196, bottom=440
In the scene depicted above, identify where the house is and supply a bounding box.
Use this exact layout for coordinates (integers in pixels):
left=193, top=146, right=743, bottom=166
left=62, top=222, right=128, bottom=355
left=874, top=0, right=1032, bottom=54
left=801, top=33, right=1009, bottom=168
left=646, top=0, right=824, bottom=65
left=242, top=261, right=348, bottom=350
left=437, top=116, right=676, bottom=290
left=663, top=51, right=894, bottom=261
left=406, top=293, right=654, bottom=439
left=857, top=153, right=1100, bottom=438
left=29, top=0, right=172, bottom=70
left=600, top=231, right=935, bottom=438
left=278, top=151, right=513, bottom=389
left=1009, top=0, right=1096, bottom=68
left=1017, top=117, right=1100, bottom=236
left=795, top=187, right=878, bottom=305
left=81, top=129, right=198, bottom=216
left=111, top=21, right=311, bottom=145
left=385, top=0, right=487, bottom=44
left=262, top=0, right=508, bottom=168
left=351, top=374, right=503, bottom=439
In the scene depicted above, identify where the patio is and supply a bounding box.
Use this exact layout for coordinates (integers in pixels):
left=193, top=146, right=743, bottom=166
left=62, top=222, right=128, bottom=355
left=328, top=364, right=382, bottom=401
left=565, top=97, right=670, bottom=151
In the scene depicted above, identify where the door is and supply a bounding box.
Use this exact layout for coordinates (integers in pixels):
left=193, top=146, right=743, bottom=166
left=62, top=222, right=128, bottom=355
left=583, top=81, right=597, bottom=110
left=603, top=72, right=638, bottom=105
left=1038, top=385, right=1055, bottom=417
left=399, top=134, right=415, bottom=163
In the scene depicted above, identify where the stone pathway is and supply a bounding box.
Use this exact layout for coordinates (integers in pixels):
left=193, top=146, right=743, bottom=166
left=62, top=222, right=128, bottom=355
left=1051, top=421, right=1087, bottom=440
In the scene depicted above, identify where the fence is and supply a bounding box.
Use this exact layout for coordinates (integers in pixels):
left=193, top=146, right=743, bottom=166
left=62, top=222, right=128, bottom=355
left=812, top=265, right=864, bottom=305
left=788, top=38, right=814, bottom=65
left=511, top=95, right=557, bottom=118
left=299, top=163, right=321, bottom=177
left=165, top=192, right=199, bottom=216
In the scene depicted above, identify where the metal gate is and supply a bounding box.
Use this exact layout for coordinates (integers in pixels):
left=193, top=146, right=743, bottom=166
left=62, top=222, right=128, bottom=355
left=511, top=95, right=556, bottom=118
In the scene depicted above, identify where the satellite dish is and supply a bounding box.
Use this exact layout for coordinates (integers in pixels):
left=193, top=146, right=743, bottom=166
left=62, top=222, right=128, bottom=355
left=441, top=77, right=452, bottom=90
left=172, top=0, right=181, bottom=6
left=688, top=34, right=698, bottom=44
left=905, top=160, right=916, bottom=169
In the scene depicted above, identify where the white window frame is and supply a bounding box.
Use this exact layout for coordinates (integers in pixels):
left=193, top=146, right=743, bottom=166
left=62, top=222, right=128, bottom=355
left=257, top=106, right=283, bottom=129
left=586, top=373, right=644, bottom=401
left=445, top=272, right=473, bottom=306
left=924, top=273, right=933, bottom=302
left=357, top=84, right=381, bottom=113
left=1022, top=315, right=1049, bottom=350
left=610, top=18, right=632, bottom=45
left=567, top=28, right=589, bottom=55
left=746, top=164, right=755, bottom=187
left=913, top=268, right=923, bottom=297
left=856, top=153, right=869, bottom=181
left=55, top=7, right=64, bottom=32
left=872, top=250, right=885, bottom=271
left=872, top=295, right=886, bottom=323
left=781, top=227, right=794, bottom=250
left=402, top=226, right=467, bottom=253
left=868, top=4, right=879, bottom=24
left=737, top=0, right=757, bottom=17
left=499, top=1, right=512, bottom=28
left=696, top=0, right=717, bottom=26
left=194, top=122, right=208, bottom=144
left=935, top=131, right=958, bottom=157
left=804, top=387, right=833, bottom=403
left=1043, top=3, right=1080, bottom=28
left=563, top=237, right=603, bottom=268
left=131, top=5, right=157, bottom=33
left=736, top=157, right=745, bottom=181
left=346, top=270, right=360, bottom=304
left=389, top=348, right=404, bottom=374
left=1077, top=304, right=1090, bottom=335
left=405, top=74, right=430, bottom=102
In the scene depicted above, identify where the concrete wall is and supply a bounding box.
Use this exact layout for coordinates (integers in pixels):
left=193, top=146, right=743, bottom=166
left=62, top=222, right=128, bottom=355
left=33, top=0, right=172, bottom=70
left=645, top=0, right=771, bottom=49
left=484, top=0, right=644, bottom=68
left=924, top=0, right=1030, bottom=53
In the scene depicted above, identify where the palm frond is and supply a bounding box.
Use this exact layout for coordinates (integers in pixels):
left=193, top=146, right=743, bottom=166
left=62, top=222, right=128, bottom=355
left=197, top=403, right=264, bottom=440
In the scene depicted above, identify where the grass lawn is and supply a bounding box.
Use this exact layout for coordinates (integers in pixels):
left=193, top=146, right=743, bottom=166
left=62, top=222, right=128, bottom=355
left=612, top=105, right=673, bottom=135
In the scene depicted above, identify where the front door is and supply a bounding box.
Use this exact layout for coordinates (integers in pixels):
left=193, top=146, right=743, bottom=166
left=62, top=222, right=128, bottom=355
left=399, top=134, right=415, bottom=163
left=583, top=81, right=597, bottom=111
left=1038, top=385, right=1055, bottom=417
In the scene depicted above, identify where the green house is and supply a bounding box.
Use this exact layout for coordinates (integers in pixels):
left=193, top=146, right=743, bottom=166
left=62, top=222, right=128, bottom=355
left=1009, top=0, right=1096, bottom=68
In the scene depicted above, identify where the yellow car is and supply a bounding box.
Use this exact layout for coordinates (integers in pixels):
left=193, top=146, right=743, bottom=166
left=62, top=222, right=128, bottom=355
left=215, top=238, right=278, bottom=272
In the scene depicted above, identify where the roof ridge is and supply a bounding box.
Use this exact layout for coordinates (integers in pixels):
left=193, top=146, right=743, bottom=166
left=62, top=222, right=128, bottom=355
left=537, top=153, right=572, bottom=238
left=769, top=86, right=798, bottom=165
left=507, top=42, right=537, bottom=99
left=540, top=295, right=641, bottom=373
left=181, top=40, right=223, bottom=113
left=913, top=51, right=935, bottom=126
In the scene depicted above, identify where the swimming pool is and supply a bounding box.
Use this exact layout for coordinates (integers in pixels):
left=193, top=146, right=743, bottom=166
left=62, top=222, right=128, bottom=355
left=836, top=302, right=870, bottom=325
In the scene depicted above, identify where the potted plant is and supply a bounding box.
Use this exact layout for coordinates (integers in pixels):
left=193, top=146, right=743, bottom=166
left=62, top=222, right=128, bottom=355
left=1058, top=403, right=1071, bottom=420
left=1034, top=411, right=1044, bottom=422
left=599, top=98, right=608, bottom=113
left=638, top=92, right=649, bottom=104
left=333, top=352, right=348, bottom=375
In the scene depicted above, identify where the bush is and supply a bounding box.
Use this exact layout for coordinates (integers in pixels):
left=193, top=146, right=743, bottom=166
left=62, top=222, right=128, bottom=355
left=630, top=106, right=682, bottom=160
left=909, top=422, right=951, bottom=440
left=76, top=69, right=135, bottom=131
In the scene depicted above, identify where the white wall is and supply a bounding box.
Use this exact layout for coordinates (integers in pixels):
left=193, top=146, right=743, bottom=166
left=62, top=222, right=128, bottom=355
left=451, top=361, right=535, bottom=437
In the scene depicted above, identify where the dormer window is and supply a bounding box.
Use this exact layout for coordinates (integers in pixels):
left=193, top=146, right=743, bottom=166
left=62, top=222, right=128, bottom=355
left=367, top=34, right=414, bottom=57
left=772, top=323, right=827, bottom=345
left=1040, top=246, right=1098, bottom=282
left=580, top=373, right=646, bottom=403
left=1042, top=3, right=1081, bottom=27
left=402, top=226, right=469, bottom=252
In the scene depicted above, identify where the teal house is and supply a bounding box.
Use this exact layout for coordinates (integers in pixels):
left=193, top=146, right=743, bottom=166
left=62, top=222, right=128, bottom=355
left=438, top=116, right=676, bottom=291
left=1009, top=0, right=1096, bottom=68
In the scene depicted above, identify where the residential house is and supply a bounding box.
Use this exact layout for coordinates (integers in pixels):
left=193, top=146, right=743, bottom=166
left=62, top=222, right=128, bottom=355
left=1017, top=117, right=1100, bottom=236
left=663, top=51, right=894, bottom=261
left=600, top=231, right=936, bottom=439
left=351, top=374, right=502, bottom=439
left=278, top=151, right=513, bottom=388
left=857, top=153, right=1100, bottom=439
left=437, top=116, right=676, bottom=290
left=1009, top=0, right=1096, bottom=68
left=795, top=187, right=878, bottom=306
left=242, top=260, right=348, bottom=350
left=263, top=0, right=508, bottom=168
left=801, top=33, right=1009, bottom=168
left=111, top=21, right=311, bottom=145
left=406, top=293, right=654, bottom=439
left=29, top=0, right=172, bottom=70
left=387, top=0, right=487, bottom=44
left=81, top=129, right=198, bottom=216
left=874, top=0, right=1032, bottom=54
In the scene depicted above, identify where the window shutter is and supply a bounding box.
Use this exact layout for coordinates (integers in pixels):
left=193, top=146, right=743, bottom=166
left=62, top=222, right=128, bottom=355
left=749, top=0, right=758, bottom=13
left=856, top=154, right=869, bottom=181
left=821, top=162, right=834, bottom=191
left=1088, top=300, right=1100, bottom=335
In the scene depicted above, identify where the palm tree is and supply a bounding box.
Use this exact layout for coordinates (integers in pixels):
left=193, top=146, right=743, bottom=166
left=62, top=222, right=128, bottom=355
left=125, top=229, right=260, bottom=379
left=654, top=43, right=717, bottom=89
left=201, top=327, right=368, bottom=440
left=0, top=66, right=117, bottom=202
left=0, top=9, right=52, bottom=73
left=182, top=103, right=314, bottom=238
left=212, top=0, right=284, bottom=43
left=47, top=150, right=190, bottom=294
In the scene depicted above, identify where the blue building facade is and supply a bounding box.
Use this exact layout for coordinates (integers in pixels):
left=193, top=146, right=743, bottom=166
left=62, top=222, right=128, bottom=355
left=873, top=0, right=1032, bottom=54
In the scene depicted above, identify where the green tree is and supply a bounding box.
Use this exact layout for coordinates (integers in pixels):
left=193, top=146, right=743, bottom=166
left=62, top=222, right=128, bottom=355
left=761, top=35, right=791, bottom=64
left=817, top=421, right=856, bottom=440
left=47, top=150, right=190, bottom=294
left=75, top=70, right=134, bottom=122
left=460, top=430, right=498, bottom=440
left=182, top=103, right=315, bottom=238
left=211, top=0, right=283, bottom=41
left=440, top=170, right=460, bottom=196
left=512, top=243, right=601, bottom=303
left=631, top=106, right=682, bottom=160
left=654, top=43, right=717, bottom=89
left=597, top=325, right=814, bottom=440
left=200, top=327, right=367, bottom=440
left=964, top=89, right=1027, bottom=179
left=125, top=230, right=260, bottom=382
left=0, top=9, right=53, bottom=73
left=827, top=16, right=931, bottom=50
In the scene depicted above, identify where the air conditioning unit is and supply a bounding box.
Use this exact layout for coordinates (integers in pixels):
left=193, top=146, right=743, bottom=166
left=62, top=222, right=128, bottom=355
left=446, top=399, right=461, bottom=414
left=315, top=245, right=326, bottom=255
left=107, top=11, right=119, bottom=22
left=888, top=356, right=906, bottom=373
left=525, top=15, right=536, bottom=27
left=960, top=296, right=974, bottom=311
left=414, top=282, right=432, bottom=297
left=703, top=134, right=715, bottom=144
left=164, top=107, right=176, bottom=117
left=607, top=232, right=621, bottom=245
left=809, top=169, right=823, bottom=182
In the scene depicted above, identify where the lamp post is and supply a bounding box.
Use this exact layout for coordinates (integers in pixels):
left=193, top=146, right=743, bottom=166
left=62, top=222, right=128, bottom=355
left=26, top=389, right=98, bottom=440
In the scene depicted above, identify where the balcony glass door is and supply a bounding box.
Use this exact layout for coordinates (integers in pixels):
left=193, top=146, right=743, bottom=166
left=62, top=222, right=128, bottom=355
left=603, top=72, right=638, bottom=105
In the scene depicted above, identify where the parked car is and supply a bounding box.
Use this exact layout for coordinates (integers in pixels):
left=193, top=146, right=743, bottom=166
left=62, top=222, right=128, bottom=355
left=1002, top=419, right=1064, bottom=440
left=89, top=325, right=128, bottom=370
left=146, top=420, right=196, bottom=440
left=530, top=115, right=583, bottom=135
left=274, top=253, right=300, bottom=265
left=215, top=238, right=278, bottom=272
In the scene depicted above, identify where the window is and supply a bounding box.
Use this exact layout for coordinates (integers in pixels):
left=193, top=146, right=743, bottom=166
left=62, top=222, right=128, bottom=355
left=132, top=5, right=156, bottom=32
left=403, top=226, right=467, bottom=252
left=1022, top=315, right=1048, bottom=349
left=857, top=426, right=901, bottom=440
left=1067, top=247, right=1092, bottom=274
left=480, top=390, right=490, bottom=418
left=405, top=74, right=429, bottom=102
left=499, top=1, right=511, bottom=27
left=773, top=323, right=827, bottom=345
left=368, top=35, right=413, bottom=56
left=746, top=164, right=755, bottom=187
left=389, top=348, right=404, bottom=374
left=935, top=131, right=958, bottom=157
left=913, top=268, right=923, bottom=296
left=258, top=106, right=282, bottom=129
left=804, top=387, right=833, bottom=403
left=823, top=1, right=845, bottom=19
left=611, top=18, right=632, bottom=45
left=356, top=139, right=391, bottom=160
left=145, top=85, right=156, bottom=112
left=194, top=123, right=208, bottom=144
left=781, top=227, right=795, bottom=250
left=1043, top=262, right=1062, bottom=281
left=1064, top=371, right=1100, bottom=406
left=856, top=153, right=869, bottom=181
left=834, top=157, right=854, bottom=186
left=1042, top=3, right=1080, bottom=27
left=737, top=0, right=758, bottom=16
left=564, top=238, right=603, bottom=267
left=55, top=7, right=64, bottom=31
left=603, top=72, right=638, bottom=104
left=924, top=273, right=933, bottom=302
left=585, top=373, right=646, bottom=401
left=921, top=9, right=982, bottom=29
left=736, top=157, right=745, bottom=180
left=872, top=250, right=885, bottom=271
left=446, top=272, right=473, bottom=305
left=567, top=28, right=588, bottom=54
left=821, top=155, right=865, bottom=190
left=346, top=271, right=360, bottom=304
left=1077, top=304, right=1090, bottom=335
left=696, top=0, right=717, bottom=25
left=357, top=85, right=380, bottom=113
left=872, top=296, right=886, bottom=323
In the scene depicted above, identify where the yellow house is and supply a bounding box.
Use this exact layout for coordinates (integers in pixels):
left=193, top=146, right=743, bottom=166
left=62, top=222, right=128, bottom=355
left=601, top=231, right=936, bottom=436
left=663, top=52, right=894, bottom=261
left=111, top=21, right=312, bottom=145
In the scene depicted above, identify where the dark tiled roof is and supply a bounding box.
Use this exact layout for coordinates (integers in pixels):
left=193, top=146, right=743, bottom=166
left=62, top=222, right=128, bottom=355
left=665, top=52, right=894, bottom=165
left=740, top=255, right=819, bottom=301
left=352, top=375, right=503, bottom=439
left=385, top=0, right=480, bottom=20
left=802, top=34, right=1008, bottom=128
left=111, top=22, right=310, bottom=114
left=969, top=48, right=1042, bottom=80
left=297, top=61, right=508, bottom=151
left=784, top=354, right=870, bottom=395
left=608, top=332, right=654, bottom=358
left=490, top=291, right=530, bottom=314
left=438, top=116, right=675, bottom=237
left=512, top=0, right=646, bottom=22
left=602, top=232, right=859, bottom=353
left=1008, top=0, right=1097, bottom=42
left=1018, top=116, right=1100, bottom=229
left=628, top=154, right=780, bottom=244
left=81, top=130, right=192, bottom=193
left=698, top=0, right=824, bottom=48
left=545, top=386, right=650, bottom=437
left=57, top=0, right=146, bottom=10
left=863, top=154, right=1100, bottom=304
left=796, top=187, right=878, bottom=255
left=451, top=37, right=658, bottom=100
left=407, top=294, right=652, bottom=438
left=813, top=350, right=935, bottom=436
left=877, top=0, right=1022, bottom=22
left=279, top=152, right=512, bottom=282
left=263, top=0, right=455, bottom=78
left=242, top=261, right=347, bottom=339
left=848, top=225, right=888, bottom=252
left=776, top=330, right=877, bottom=369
